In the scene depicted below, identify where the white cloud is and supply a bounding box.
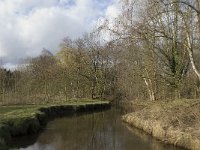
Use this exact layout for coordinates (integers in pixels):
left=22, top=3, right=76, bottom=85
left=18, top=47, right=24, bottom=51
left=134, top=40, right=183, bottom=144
left=105, top=0, right=121, bottom=19
left=96, top=0, right=121, bottom=42
left=0, top=0, right=119, bottom=67
left=2, top=63, right=19, bottom=71
left=0, top=43, right=7, bottom=57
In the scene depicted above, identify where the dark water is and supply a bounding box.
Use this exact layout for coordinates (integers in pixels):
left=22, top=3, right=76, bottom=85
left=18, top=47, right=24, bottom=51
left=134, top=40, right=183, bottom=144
left=9, top=109, right=183, bottom=150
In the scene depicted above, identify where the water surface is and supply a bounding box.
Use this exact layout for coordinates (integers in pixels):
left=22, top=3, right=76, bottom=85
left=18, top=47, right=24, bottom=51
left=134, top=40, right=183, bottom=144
left=10, top=109, right=183, bottom=150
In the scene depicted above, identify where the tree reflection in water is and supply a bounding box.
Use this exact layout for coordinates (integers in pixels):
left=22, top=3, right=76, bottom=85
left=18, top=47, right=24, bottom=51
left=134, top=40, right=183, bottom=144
left=10, top=109, right=182, bottom=150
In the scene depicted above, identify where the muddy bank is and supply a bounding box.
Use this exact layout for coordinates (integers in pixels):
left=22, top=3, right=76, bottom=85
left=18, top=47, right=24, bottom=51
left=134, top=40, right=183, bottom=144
left=122, top=99, right=200, bottom=150
left=0, top=102, right=111, bottom=149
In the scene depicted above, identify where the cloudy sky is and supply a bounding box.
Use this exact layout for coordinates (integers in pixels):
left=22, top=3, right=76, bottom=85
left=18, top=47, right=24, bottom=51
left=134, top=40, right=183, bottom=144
left=0, top=0, right=120, bottom=69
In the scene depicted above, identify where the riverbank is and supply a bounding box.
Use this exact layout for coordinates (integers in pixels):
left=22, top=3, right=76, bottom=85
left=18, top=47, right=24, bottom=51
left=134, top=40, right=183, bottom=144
left=122, top=99, right=200, bottom=150
left=0, top=100, right=111, bottom=149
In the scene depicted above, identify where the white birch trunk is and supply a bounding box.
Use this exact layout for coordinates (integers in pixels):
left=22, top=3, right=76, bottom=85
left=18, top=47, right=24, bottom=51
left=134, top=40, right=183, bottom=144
left=186, top=32, right=200, bottom=81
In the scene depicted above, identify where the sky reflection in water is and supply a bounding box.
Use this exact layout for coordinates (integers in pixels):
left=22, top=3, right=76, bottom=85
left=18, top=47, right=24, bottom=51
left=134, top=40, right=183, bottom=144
left=10, top=109, right=183, bottom=150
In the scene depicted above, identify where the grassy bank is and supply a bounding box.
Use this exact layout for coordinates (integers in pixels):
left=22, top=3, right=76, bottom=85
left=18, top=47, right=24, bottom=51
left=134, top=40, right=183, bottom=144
left=122, top=99, right=200, bottom=150
left=0, top=99, right=110, bottom=149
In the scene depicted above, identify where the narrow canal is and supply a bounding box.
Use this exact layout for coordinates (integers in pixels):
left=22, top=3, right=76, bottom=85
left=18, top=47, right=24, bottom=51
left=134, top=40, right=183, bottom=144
left=9, top=109, right=183, bottom=150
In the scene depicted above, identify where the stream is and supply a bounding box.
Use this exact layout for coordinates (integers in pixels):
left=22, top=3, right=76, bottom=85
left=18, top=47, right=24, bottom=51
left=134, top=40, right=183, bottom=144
left=9, top=109, right=183, bottom=150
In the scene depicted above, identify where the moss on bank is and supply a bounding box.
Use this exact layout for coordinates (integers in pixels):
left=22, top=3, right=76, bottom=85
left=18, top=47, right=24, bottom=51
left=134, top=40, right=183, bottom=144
left=122, top=99, right=200, bottom=150
left=0, top=100, right=110, bottom=149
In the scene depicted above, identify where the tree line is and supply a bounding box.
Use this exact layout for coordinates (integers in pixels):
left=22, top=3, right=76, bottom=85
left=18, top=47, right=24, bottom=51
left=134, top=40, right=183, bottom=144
left=0, top=34, right=120, bottom=104
left=101, top=0, right=200, bottom=101
left=1, top=0, right=200, bottom=104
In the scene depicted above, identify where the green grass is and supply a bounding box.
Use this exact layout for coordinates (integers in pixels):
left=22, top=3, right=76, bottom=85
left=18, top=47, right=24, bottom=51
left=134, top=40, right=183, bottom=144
left=0, top=99, right=109, bottom=123
left=0, top=99, right=110, bottom=148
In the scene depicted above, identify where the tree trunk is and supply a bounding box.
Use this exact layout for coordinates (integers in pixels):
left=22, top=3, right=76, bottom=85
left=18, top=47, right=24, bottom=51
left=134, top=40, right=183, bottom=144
left=186, top=32, right=200, bottom=82
left=64, top=85, right=68, bottom=101
left=144, top=78, right=155, bottom=101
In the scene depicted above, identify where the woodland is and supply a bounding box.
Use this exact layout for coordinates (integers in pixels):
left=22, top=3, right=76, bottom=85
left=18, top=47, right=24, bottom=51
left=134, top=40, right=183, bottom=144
left=1, top=0, right=200, bottom=104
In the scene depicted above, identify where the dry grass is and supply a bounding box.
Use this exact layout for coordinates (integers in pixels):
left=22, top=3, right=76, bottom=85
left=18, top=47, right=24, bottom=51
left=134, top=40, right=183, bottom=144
left=122, top=99, right=200, bottom=150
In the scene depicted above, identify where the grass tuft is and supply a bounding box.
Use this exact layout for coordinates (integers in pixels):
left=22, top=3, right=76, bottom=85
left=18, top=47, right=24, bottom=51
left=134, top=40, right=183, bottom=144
left=122, top=99, right=200, bottom=150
